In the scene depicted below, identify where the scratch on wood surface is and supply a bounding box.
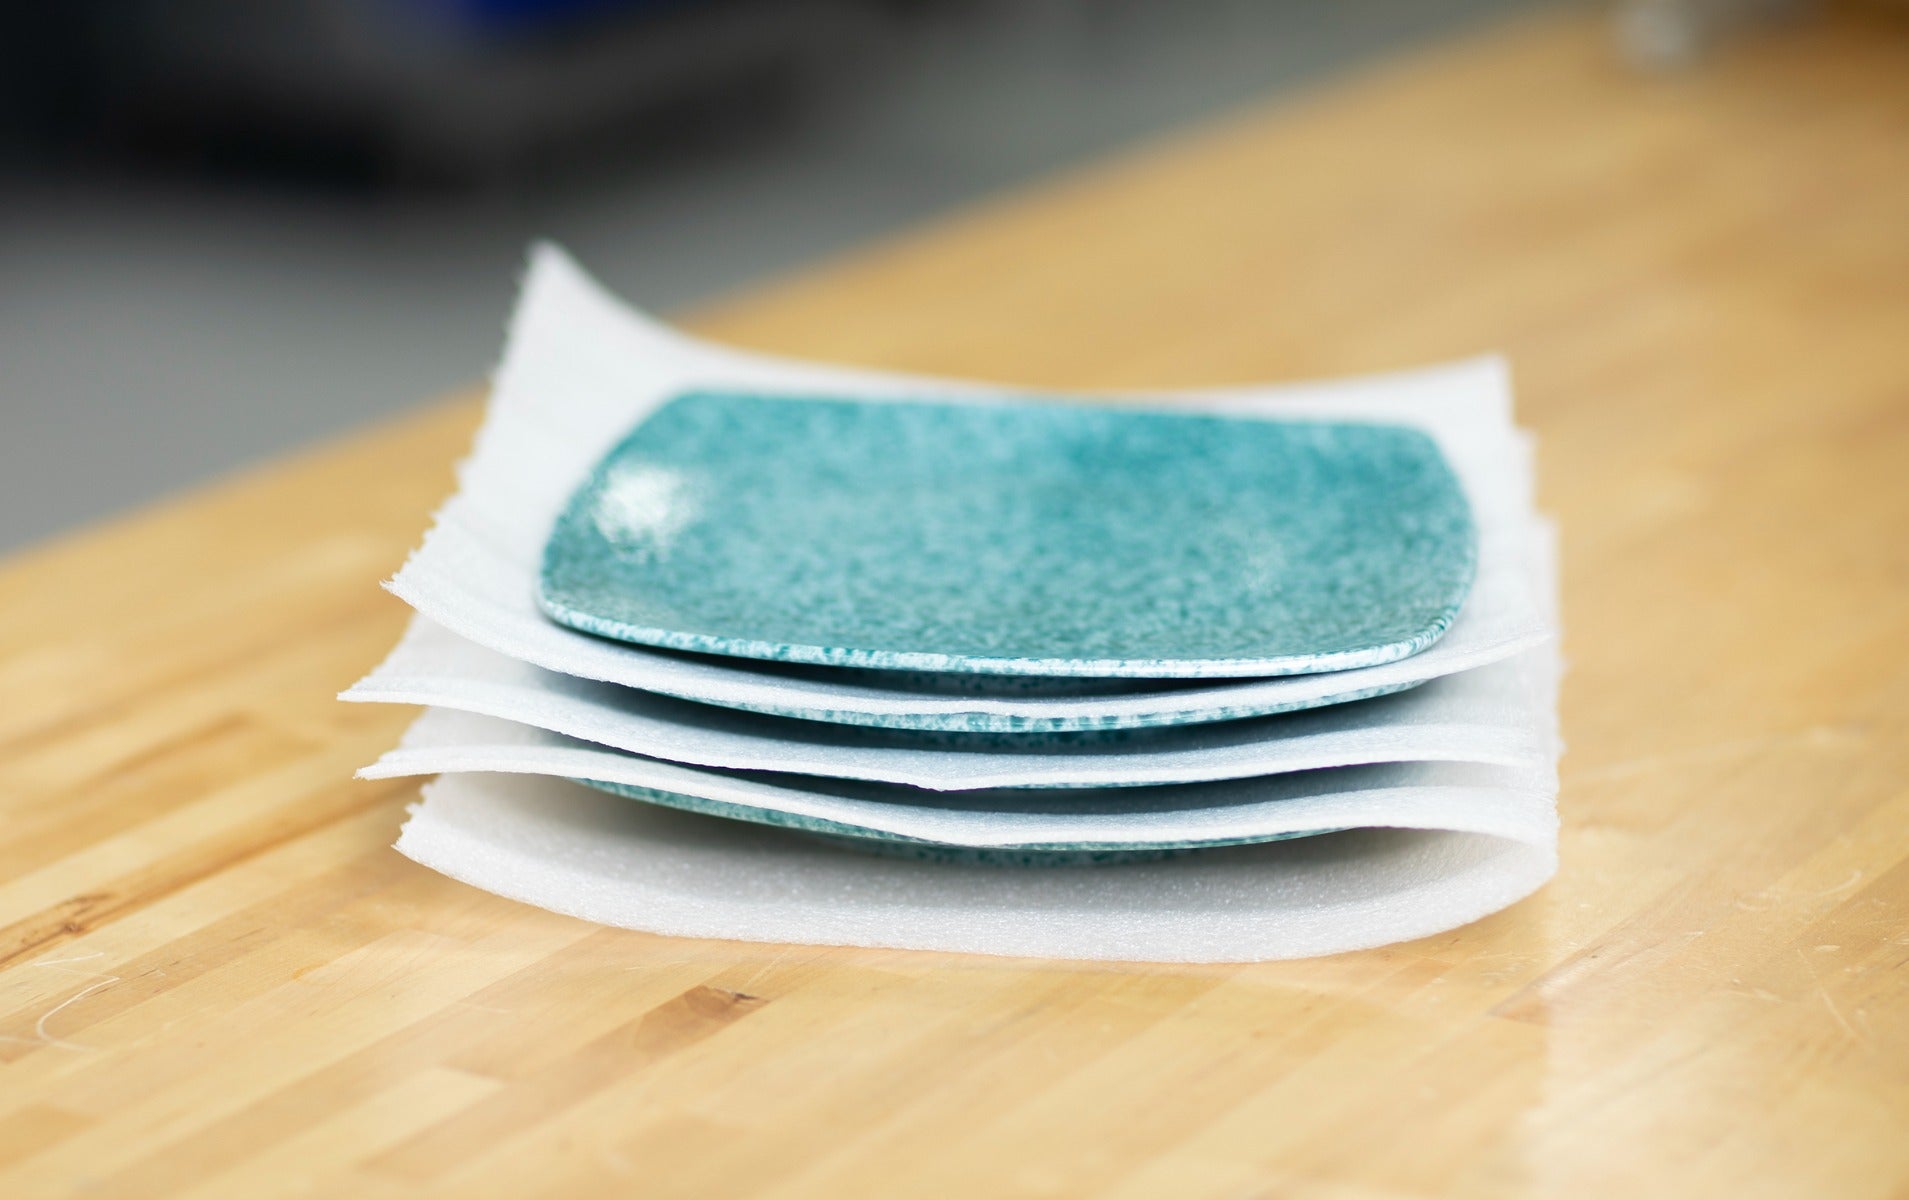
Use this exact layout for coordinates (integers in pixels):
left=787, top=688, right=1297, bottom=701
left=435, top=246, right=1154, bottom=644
left=1803, top=869, right=1864, bottom=900
left=1737, top=869, right=1864, bottom=913
left=1793, top=947, right=1871, bottom=1049
left=732, top=946, right=799, bottom=995
left=0, top=954, right=119, bottom=1052
left=0, top=777, right=416, bottom=971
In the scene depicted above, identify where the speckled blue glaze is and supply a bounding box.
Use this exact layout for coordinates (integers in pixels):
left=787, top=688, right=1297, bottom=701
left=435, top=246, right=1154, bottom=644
left=540, top=391, right=1475, bottom=679
left=573, top=777, right=1337, bottom=865
left=666, top=676, right=1427, bottom=733
left=800, top=837, right=1190, bottom=867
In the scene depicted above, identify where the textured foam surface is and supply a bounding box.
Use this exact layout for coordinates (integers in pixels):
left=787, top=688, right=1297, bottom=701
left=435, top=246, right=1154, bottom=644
left=397, top=773, right=1557, bottom=962
left=346, top=618, right=1553, bottom=789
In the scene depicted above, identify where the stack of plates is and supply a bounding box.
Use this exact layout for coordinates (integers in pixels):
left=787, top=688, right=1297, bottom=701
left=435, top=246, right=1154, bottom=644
left=345, top=247, right=1560, bottom=961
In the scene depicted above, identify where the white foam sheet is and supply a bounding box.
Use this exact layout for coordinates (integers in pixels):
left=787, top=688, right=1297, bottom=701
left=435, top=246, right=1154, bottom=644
left=345, top=619, right=1553, bottom=789
left=372, top=707, right=1557, bottom=850
left=384, top=245, right=1542, bottom=726
left=396, top=772, right=1557, bottom=961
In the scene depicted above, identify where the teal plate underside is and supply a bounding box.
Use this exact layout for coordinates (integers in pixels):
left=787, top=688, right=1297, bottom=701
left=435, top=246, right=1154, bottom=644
left=573, top=777, right=1339, bottom=867
left=662, top=672, right=1428, bottom=733
left=539, top=391, right=1476, bottom=679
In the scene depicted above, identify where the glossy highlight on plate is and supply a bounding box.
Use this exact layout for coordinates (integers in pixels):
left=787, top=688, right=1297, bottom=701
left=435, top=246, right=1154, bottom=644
left=539, top=390, right=1477, bottom=678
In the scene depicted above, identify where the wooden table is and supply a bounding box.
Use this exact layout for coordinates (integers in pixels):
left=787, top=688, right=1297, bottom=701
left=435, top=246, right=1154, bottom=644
left=4, top=9, right=1906, bottom=1197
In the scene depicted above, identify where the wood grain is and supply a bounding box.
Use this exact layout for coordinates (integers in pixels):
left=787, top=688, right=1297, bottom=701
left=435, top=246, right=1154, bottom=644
left=3, top=8, right=1907, bottom=1196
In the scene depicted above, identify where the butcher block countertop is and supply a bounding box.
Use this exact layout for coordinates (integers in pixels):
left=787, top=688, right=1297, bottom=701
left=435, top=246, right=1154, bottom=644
left=2, top=9, right=1906, bottom=1197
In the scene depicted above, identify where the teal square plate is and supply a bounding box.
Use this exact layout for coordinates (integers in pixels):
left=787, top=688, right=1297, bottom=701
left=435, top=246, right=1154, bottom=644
left=539, top=391, right=1475, bottom=679
left=571, top=777, right=1338, bottom=867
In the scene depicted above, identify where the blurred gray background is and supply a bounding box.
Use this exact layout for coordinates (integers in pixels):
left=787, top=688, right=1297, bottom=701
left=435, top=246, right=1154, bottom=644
left=0, top=0, right=1557, bottom=554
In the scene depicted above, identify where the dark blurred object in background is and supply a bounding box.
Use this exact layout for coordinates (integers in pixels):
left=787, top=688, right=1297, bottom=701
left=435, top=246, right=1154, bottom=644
left=1, top=0, right=1566, bottom=555
left=1612, top=0, right=1813, bottom=65
left=2, top=0, right=889, bottom=186
left=3, top=1, right=1900, bottom=552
